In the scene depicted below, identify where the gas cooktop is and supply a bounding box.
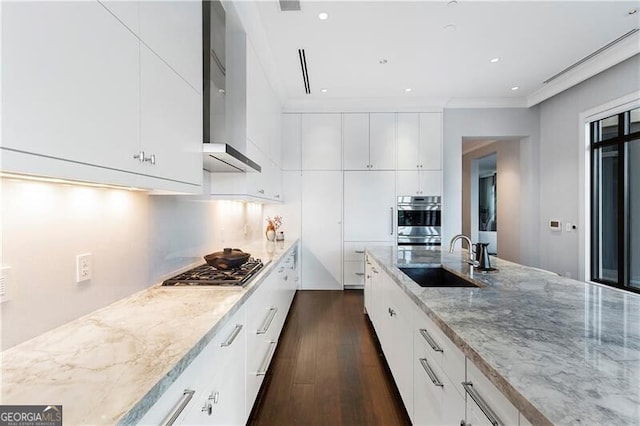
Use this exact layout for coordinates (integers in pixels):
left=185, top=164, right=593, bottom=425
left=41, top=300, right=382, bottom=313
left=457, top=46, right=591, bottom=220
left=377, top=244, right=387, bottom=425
left=162, top=258, right=266, bottom=287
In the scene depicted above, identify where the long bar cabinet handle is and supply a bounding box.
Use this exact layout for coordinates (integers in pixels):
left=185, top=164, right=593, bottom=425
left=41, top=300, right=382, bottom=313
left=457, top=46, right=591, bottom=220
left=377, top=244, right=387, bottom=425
left=419, top=328, right=444, bottom=353
left=419, top=358, right=444, bottom=387
left=461, top=381, right=502, bottom=426
left=257, top=341, right=277, bottom=376
left=221, top=324, right=243, bottom=347
left=161, top=389, right=195, bottom=426
left=257, top=307, right=278, bottom=334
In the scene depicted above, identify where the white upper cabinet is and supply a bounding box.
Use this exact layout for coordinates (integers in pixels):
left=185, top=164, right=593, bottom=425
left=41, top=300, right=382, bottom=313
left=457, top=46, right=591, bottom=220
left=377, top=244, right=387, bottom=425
left=397, top=112, right=442, bottom=170
left=397, top=170, right=442, bottom=196
left=301, top=114, right=342, bottom=170
left=139, top=0, right=202, bottom=91
left=397, top=113, right=421, bottom=170
left=343, top=113, right=395, bottom=170
left=419, top=113, right=442, bottom=170
left=2, top=2, right=139, bottom=174
left=369, top=113, right=396, bottom=170
left=343, top=113, right=370, bottom=170
left=282, top=114, right=301, bottom=170
left=140, top=46, right=202, bottom=186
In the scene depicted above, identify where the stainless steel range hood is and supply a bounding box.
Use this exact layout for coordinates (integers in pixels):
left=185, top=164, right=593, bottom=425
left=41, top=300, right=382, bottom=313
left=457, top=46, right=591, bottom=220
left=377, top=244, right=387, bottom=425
left=203, top=143, right=261, bottom=172
left=202, top=1, right=261, bottom=174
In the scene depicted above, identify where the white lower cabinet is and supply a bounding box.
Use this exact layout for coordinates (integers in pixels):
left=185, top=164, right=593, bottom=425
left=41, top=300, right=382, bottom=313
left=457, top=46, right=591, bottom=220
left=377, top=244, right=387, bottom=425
left=365, top=256, right=530, bottom=426
left=464, top=360, right=519, bottom=426
left=139, top=243, right=299, bottom=425
left=138, top=304, right=246, bottom=425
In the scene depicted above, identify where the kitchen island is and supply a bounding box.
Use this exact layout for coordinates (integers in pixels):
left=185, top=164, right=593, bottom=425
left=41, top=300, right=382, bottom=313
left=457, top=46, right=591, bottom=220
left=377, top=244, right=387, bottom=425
left=0, top=238, right=298, bottom=425
left=367, top=245, right=640, bottom=425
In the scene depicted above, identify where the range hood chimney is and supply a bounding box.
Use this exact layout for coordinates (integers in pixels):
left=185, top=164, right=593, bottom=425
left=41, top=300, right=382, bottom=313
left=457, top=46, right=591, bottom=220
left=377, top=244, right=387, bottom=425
left=202, top=0, right=261, bottom=173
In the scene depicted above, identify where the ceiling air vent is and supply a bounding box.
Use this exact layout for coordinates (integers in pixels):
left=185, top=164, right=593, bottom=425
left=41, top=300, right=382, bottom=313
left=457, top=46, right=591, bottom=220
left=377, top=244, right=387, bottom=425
left=544, top=28, right=639, bottom=84
left=298, top=49, right=311, bottom=94
left=279, top=0, right=301, bottom=12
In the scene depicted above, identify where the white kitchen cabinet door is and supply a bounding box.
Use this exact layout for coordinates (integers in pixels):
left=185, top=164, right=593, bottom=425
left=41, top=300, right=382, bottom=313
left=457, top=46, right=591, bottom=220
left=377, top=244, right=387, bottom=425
left=364, top=255, right=374, bottom=315
left=465, top=360, right=520, bottom=426
left=419, top=113, right=442, bottom=170
left=247, top=41, right=278, bottom=157
left=282, top=114, right=301, bottom=170
left=396, top=113, right=420, bottom=170
left=140, top=46, right=202, bottom=186
left=343, top=261, right=365, bottom=287
left=139, top=0, right=202, bottom=91
left=301, top=171, right=343, bottom=289
left=301, top=114, right=342, bottom=170
left=2, top=2, right=139, bottom=176
left=343, top=113, right=370, bottom=170
left=413, top=353, right=466, bottom=426
left=369, top=113, right=396, bottom=170
left=397, top=170, right=442, bottom=196
left=344, top=171, right=396, bottom=242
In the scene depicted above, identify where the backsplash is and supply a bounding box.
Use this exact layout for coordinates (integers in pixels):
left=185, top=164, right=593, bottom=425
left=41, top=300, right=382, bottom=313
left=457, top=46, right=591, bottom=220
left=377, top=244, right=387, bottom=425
left=0, top=178, right=262, bottom=349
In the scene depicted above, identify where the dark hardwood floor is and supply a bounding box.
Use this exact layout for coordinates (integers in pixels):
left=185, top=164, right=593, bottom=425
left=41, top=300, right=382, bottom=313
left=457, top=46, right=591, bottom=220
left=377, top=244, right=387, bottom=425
left=248, top=290, right=411, bottom=426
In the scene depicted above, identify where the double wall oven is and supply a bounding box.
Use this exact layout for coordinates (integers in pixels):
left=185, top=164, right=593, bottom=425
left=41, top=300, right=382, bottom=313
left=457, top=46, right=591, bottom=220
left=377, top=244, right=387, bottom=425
left=397, top=196, right=442, bottom=246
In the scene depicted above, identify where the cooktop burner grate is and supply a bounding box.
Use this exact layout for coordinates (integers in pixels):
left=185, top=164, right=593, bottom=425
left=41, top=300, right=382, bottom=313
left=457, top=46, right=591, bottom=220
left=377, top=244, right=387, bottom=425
left=162, top=258, right=264, bottom=287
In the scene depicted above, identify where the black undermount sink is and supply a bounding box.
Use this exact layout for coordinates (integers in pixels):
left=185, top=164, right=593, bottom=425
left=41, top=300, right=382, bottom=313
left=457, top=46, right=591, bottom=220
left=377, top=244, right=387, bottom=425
left=399, top=267, right=478, bottom=288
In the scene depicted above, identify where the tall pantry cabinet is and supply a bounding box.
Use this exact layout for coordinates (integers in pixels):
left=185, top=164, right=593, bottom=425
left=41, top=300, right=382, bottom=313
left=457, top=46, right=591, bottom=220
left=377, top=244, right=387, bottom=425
left=282, top=111, right=442, bottom=290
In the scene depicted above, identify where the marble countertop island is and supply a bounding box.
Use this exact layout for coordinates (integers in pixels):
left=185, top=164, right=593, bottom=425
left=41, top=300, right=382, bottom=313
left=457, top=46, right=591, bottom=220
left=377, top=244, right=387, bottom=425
left=367, top=246, right=640, bottom=425
left=1, top=238, right=298, bottom=425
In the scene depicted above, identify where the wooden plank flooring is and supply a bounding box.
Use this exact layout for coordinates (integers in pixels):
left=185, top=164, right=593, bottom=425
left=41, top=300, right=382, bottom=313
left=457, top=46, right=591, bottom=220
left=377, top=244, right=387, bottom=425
left=248, top=290, right=411, bottom=426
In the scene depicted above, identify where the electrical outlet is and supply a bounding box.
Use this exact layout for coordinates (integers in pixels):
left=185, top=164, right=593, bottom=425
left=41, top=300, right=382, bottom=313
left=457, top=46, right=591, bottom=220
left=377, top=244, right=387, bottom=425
left=0, top=266, right=12, bottom=303
left=76, top=253, right=92, bottom=283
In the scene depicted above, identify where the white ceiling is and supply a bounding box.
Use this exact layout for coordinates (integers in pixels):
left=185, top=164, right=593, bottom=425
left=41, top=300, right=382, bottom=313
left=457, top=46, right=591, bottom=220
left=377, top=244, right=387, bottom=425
left=254, top=0, right=640, bottom=107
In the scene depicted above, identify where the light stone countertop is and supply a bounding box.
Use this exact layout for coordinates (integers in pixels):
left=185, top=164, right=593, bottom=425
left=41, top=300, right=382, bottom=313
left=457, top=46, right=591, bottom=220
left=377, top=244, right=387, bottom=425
left=0, top=238, right=298, bottom=425
left=367, top=245, right=640, bottom=426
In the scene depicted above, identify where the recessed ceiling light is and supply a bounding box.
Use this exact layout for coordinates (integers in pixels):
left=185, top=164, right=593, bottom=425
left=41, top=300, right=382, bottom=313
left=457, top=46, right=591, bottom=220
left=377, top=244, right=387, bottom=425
left=628, top=8, right=638, bottom=15
left=490, top=57, right=500, bottom=63
left=447, top=1, right=458, bottom=7
left=379, top=59, right=388, bottom=64
left=511, top=86, right=520, bottom=91
left=320, top=88, right=328, bottom=93
left=318, top=12, right=329, bottom=20
left=443, top=24, right=457, bottom=32
left=405, top=88, right=412, bottom=93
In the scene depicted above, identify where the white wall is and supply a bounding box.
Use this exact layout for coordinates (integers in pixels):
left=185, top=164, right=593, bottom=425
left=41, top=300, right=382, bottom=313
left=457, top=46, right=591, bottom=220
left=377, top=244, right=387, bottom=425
left=538, top=54, right=640, bottom=279
left=443, top=108, right=540, bottom=267
left=1, top=178, right=263, bottom=349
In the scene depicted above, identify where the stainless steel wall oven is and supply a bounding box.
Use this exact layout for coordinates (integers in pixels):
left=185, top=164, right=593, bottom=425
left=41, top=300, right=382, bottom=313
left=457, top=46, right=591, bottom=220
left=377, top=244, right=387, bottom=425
left=397, top=196, right=441, bottom=246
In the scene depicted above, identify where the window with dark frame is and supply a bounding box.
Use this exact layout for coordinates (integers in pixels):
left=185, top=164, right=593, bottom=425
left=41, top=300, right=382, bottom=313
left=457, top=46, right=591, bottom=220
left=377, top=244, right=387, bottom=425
left=590, top=106, right=640, bottom=292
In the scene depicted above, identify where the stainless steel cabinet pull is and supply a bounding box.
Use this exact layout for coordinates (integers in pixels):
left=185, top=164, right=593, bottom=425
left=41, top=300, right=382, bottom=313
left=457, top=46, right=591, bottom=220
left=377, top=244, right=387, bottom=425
left=462, top=381, right=502, bottom=426
left=283, top=275, right=289, bottom=281
left=144, top=154, right=156, bottom=165
left=221, top=324, right=243, bottom=347
left=419, top=358, right=443, bottom=387
left=275, top=194, right=280, bottom=198
left=355, top=272, right=365, bottom=276
left=278, top=267, right=285, bottom=273
left=161, top=389, right=195, bottom=426
left=133, top=151, right=145, bottom=162
left=257, top=341, right=277, bottom=376
left=258, top=189, right=265, bottom=194
left=388, top=307, right=396, bottom=317
left=355, top=250, right=365, bottom=254
left=390, top=207, right=394, bottom=235
left=201, top=392, right=219, bottom=416
left=257, top=307, right=278, bottom=334
left=419, top=329, right=444, bottom=353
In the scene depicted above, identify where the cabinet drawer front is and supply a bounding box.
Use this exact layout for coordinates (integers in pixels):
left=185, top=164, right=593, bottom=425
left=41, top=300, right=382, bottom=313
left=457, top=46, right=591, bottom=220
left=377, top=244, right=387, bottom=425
left=344, top=261, right=365, bottom=285
left=465, top=361, right=519, bottom=426
left=414, top=305, right=466, bottom=392
left=344, top=243, right=367, bottom=261
left=414, top=352, right=465, bottom=426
